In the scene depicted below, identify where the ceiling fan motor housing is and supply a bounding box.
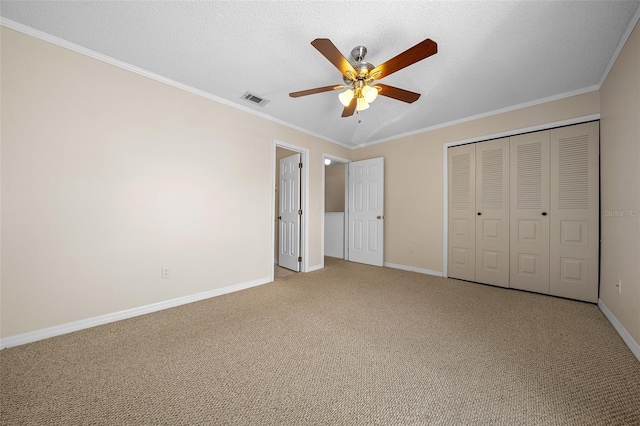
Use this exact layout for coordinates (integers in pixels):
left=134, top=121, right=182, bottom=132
left=351, top=46, right=367, bottom=61
left=348, top=46, right=375, bottom=80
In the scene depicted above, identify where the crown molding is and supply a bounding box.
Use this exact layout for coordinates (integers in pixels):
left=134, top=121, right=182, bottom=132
left=0, top=18, right=352, bottom=149
left=358, top=6, right=640, bottom=150
left=357, top=85, right=600, bottom=149
left=598, top=4, right=640, bottom=87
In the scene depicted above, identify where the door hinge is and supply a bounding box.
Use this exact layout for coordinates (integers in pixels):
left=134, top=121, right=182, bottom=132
left=298, top=209, right=302, bottom=215
left=298, top=256, right=302, bottom=262
left=298, top=163, right=303, bottom=169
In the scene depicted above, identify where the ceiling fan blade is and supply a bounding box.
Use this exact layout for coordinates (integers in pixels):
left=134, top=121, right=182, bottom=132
left=371, top=39, right=437, bottom=80
left=341, top=96, right=356, bottom=117
left=376, top=84, right=421, bottom=103
left=289, top=85, right=345, bottom=98
left=311, top=38, right=357, bottom=78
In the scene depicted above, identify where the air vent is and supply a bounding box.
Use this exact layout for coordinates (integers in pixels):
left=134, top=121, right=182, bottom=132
left=241, top=91, right=270, bottom=107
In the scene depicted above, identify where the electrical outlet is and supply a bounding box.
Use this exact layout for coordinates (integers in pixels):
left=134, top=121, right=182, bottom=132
left=161, top=267, right=171, bottom=279
left=618, top=279, right=622, bottom=294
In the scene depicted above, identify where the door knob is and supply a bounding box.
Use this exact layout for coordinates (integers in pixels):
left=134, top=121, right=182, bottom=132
left=477, top=212, right=482, bottom=216
left=278, top=216, right=282, bottom=220
left=542, top=212, right=547, bottom=216
left=377, top=215, right=383, bottom=219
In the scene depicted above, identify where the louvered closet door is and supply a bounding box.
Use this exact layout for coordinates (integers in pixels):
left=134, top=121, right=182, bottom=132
left=550, top=122, right=599, bottom=302
left=510, top=131, right=550, bottom=294
left=448, top=144, right=476, bottom=281
left=475, top=138, right=510, bottom=287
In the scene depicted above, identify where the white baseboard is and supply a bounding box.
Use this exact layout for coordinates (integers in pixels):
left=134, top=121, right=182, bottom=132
left=307, top=263, right=323, bottom=272
left=598, top=299, right=640, bottom=363
left=0, top=276, right=272, bottom=350
left=384, top=262, right=443, bottom=277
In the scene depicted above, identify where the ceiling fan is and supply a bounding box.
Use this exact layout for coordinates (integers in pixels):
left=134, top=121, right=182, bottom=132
left=289, top=38, right=438, bottom=117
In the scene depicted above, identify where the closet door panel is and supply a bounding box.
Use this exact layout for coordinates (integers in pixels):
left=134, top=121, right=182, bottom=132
left=550, top=122, right=599, bottom=302
left=448, top=144, right=476, bottom=281
left=510, top=131, right=550, bottom=293
left=475, top=138, right=510, bottom=287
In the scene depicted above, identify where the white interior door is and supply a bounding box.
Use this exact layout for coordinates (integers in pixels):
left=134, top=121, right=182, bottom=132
left=278, top=153, right=301, bottom=272
left=348, top=157, right=384, bottom=266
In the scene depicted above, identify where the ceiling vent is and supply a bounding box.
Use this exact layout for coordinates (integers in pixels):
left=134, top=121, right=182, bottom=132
left=241, top=91, right=270, bottom=107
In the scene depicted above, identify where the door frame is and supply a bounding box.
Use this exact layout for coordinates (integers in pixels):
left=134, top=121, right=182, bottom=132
left=441, top=114, right=599, bottom=278
left=271, top=139, right=309, bottom=281
left=321, top=154, right=351, bottom=269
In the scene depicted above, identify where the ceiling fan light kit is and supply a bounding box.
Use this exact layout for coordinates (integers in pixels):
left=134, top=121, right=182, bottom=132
left=289, top=38, right=437, bottom=117
left=338, top=85, right=378, bottom=110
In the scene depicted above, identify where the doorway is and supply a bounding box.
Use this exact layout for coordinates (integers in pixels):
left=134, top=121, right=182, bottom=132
left=322, top=154, right=350, bottom=268
left=272, top=140, right=309, bottom=281
left=322, top=155, right=386, bottom=269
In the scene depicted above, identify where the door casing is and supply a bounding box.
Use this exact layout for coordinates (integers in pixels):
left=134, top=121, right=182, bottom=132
left=271, top=140, right=309, bottom=281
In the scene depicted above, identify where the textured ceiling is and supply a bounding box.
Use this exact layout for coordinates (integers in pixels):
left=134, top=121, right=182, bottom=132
left=1, top=1, right=639, bottom=148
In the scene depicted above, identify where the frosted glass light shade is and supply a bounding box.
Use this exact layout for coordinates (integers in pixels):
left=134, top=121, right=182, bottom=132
left=356, top=98, right=370, bottom=111
left=361, top=85, right=378, bottom=103
left=338, top=89, right=354, bottom=106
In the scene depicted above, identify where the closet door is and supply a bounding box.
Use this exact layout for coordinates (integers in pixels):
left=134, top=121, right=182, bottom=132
left=550, top=122, right=599, bottom=302
left=510, top=131, right=550, bottom=294
left=475, top=138, right=510, bottom=287
left=448, top=144, right=476, bottom=281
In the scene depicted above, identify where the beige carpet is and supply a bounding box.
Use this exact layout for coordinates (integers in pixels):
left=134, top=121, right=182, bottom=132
left=2, top=257, right=639, bottom=425
left=274, top=263, right=296, bottom=279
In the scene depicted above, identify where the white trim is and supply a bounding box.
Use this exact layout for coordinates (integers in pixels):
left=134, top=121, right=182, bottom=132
left=273, top=140, right=309, bottom=273
left=271, top=143, right=276, bottom=282
left=323, top=154, right=351, bottom=164
left=384, top=262, right=443, bottom=277
left=0, top=276, right=271, bottom=349
left=343, top=161, right=349, bottom=261
left=441, top=114, right=600, bottom=276
left=307, top=264, right=323, bottom=272
left=442, top=144, right=449, bottom=278
left=321, top=158, right=325, bottom=270
left=441, top=114, right=601, bottom=150
left=3, top=17, right=623, bottom=153
left=1, top=18, right=616, bottom=154
left=598, top=6, right=640, bottom=87
left=598, top=300, right=640, bottom=363
left=0, top=18, right=351, bottom=150
left=358, top=87, right=600, bottom=148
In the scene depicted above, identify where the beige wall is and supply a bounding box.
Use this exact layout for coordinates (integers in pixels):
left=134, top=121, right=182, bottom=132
left=324, top=163, right=345, bottom=212
left=0, top=28, right=350, bottom=339
left=599, top=20, right=640, bottom=344
left=352, top=91, right=600, bottom=273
